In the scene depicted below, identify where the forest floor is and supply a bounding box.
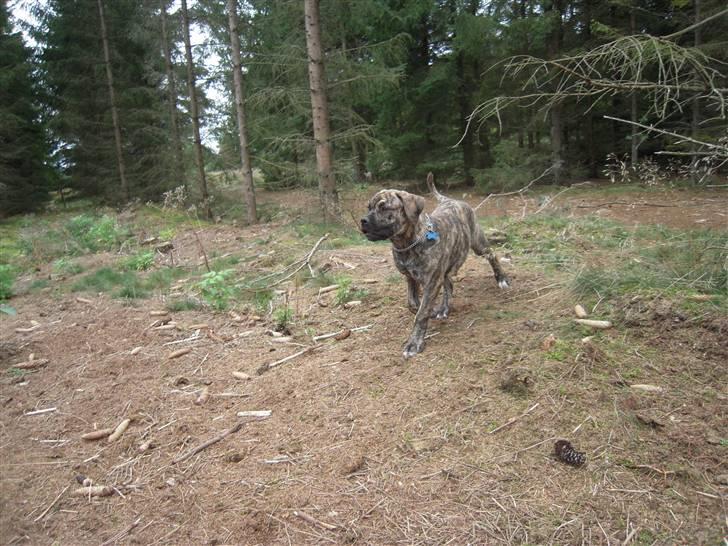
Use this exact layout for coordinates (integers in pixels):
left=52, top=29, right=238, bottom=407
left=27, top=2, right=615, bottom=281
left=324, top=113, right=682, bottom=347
left=1, top=182, right=726, bottom=545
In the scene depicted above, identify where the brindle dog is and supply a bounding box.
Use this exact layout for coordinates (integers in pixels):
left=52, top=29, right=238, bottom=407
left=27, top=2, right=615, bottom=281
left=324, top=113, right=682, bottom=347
left=361, top=173, right=510, bottom=358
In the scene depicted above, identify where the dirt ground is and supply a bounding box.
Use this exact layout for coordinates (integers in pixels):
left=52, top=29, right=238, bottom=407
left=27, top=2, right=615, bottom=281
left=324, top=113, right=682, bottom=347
left=1, top=186, right=726, bottom=545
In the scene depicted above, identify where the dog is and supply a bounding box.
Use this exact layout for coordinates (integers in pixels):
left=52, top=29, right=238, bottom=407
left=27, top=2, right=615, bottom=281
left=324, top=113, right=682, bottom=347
left=360, top=172, right=510, bottom=358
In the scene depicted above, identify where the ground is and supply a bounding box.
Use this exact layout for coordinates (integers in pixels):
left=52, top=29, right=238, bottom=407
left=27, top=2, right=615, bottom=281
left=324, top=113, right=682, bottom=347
left=1, top=183, right=726, bottom=545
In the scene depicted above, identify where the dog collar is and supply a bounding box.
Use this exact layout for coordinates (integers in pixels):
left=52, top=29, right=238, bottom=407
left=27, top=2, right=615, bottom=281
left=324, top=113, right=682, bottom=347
left=392, top=215, right=439, bottom=253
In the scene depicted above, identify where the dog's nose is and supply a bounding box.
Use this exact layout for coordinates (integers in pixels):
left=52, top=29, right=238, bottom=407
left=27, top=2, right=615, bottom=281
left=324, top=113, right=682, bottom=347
left=360, top=217, right=368, bottom=227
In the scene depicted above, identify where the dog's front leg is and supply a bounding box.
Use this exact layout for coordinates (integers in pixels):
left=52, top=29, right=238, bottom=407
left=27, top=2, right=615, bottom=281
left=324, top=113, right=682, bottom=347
left=403, top=279, right=441, bottom=359
left=406, top=276, right=420, bottom=313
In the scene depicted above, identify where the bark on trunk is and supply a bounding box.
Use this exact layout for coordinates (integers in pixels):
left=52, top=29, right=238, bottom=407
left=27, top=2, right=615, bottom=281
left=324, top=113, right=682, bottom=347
left=304, top=0, right=340, bottom=221
left=630, top=5, right=639, bottom=169
left=548, top=0, right=564, bottom=184
left=690, top=0, right=702, bottom=182
left=226, top=0, right=258, bottom=224
left=160, top=0, right=185, bottom=191
left=180, top=0, right=212, bottom=219
left=456, top=53, right=475, bottom=186
left=97, top=0, right=129, bottom=202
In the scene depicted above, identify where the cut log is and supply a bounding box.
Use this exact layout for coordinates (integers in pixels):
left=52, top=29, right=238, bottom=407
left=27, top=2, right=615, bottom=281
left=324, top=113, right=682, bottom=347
left=574, top=319, right=612, bottom=329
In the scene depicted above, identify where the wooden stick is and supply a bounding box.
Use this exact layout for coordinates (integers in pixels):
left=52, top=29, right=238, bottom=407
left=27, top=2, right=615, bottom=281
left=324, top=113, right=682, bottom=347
left=293, top=510, right=338, bottom=531
left=100, top=516, right=143, bottom=546
left=73, top=485, right=112, bottom=497
left=14, top=359, right=49, bottom=370
left=256, top=346, right=320, bottom=375
left=172, top=422, right=244, bottom=464
left=33, top=485, right=70, bottom=522
left=312, top=324, right=372, bottom=342
left=489, top=403, right=540, bottom=434
left=24, top=407, right=57, bottom=416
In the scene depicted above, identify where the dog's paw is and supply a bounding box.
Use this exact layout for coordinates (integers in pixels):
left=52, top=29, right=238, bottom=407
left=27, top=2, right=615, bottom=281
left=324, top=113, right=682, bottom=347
left=430, top=307, right=449, bottom=320
left=498, top=278, right=510, bottom=289
left=402, top=337, right=425, bottom=359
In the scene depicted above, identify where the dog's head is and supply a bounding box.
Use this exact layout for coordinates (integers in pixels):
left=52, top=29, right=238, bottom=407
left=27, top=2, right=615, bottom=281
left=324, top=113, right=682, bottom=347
left=360, top=189, right=425, bottom=241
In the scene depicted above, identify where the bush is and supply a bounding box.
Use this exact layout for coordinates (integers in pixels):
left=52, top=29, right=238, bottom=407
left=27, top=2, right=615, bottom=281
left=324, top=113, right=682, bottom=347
left=475, top=138, right=550, bottom=192
left=196, top=269, right=236, bottom=310
left=0, top=265, right=15, bottom=300
left=65, top=214, right=127, bottom=252
left=124, top=251, right=155, bottom=271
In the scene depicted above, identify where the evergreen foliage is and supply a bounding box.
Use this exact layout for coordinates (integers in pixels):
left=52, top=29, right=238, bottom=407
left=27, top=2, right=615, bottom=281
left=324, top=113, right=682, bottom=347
left=0, top=3, right=51, bottom=217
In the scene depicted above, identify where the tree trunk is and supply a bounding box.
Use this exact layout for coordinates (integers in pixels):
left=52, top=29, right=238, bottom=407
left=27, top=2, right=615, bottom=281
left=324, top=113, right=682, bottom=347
left=97, top=0, right=129, bottom=202
left=690, top=0, right=702, bottom=182
left=548, top=0, right=564, bottom=184
left=630, top=5, right=639, bottom=169
left=456, top=52, right=475, bottom=186
left=304, top=0, right=339, bottom=221
left=160, top=0, right=185, bottom=191
left=180, top=0, right=211, bottom=219
left=226, top=0, right=257, bottom=224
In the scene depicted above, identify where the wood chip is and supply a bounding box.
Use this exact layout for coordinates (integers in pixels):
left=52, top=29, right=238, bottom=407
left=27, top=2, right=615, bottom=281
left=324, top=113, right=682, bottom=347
left=81, top=428, right=114, bottom=441
left=188, top=323, right=209, bottom=330
left=194, top=387, right=210, bottom=405
left=75, top=297, right=93, bottom=304
left=130, top=347, right=142, bottom=356
left=107, top=418, right=131, bottom=442
left=574, top=304, right=588, bottom=318
left=236, top=410, right=272, bottom=419
left=149, top=310, right=169, bottom=317
left=73, top=485, right=112, bottom=497
left=541, top=334, right=556, bottom=351
left=343, top=300, right=362, bottom=309
left=14, top=358, right=49, bottom=370
left=168, top=347, right=192, bottom=359
left=232, top=371, right=251, bottom=381
left=334, top=328, right=351, bottom=341
left=15, top=325, right=40, bottom=334
left=630, top=384, right=664, bottom=393
left=574, top=319, right=612, bottom=329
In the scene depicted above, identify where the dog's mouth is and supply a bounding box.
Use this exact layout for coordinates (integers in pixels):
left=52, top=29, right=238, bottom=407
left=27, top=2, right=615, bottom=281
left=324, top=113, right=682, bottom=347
left=361, top=227, right=391, bottom=242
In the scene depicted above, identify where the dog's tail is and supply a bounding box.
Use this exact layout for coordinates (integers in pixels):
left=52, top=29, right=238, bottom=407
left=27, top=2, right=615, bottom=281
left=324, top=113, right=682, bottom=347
left=427, top=172, right=447, bottom=202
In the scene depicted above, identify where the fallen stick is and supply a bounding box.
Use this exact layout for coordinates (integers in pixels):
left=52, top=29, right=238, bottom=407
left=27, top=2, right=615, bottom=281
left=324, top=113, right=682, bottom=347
left=489, top=403, right=540, bottom=434
left=14, top=359, right=49, bottom=370
left=172, top=422, right=244, bottom=464
left=574, top=319, right=612, bottom=329
left=317, top=284, right=339, bottom=296
left=149, top=310, right=168, bottom=317
left=236, top=410, right=271, bottom=419
left=107, top=419, right=131, bottom=442
left=25, top=407, right=57, bottom=416
left=163, top=332, right=201, bottom=347
left=15, top=325, right=40, bottom=334
left=312, top=324, right=372, bottom=342
left=33, top=485, right=70, bottom=522
left=168, top=347, right=192, bottom=359
left=256, top=346, right=320, bottom=375
left=293, top=510, right=338, bottom=531
left=75, top=297, right=93, bottom=305
left=623, top=526, right=639, bottom=546
left=81, top=428, right=114, bottom=441
left=100, top=516, right=143, bottom=546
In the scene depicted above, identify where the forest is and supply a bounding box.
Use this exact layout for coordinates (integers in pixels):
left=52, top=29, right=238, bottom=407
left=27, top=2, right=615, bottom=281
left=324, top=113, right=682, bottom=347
left=1, top=1, right=727, bottom=545
left=2, top=0, right=727, bottom=219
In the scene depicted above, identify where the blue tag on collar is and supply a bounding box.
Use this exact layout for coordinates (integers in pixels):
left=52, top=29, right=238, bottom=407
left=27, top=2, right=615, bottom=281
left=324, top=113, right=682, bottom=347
left=425, top=230, right=439, bottom=241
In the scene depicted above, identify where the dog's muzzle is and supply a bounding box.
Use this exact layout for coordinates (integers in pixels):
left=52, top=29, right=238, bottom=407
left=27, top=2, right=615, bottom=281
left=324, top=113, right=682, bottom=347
left=360, top=216, right=391, bottom=241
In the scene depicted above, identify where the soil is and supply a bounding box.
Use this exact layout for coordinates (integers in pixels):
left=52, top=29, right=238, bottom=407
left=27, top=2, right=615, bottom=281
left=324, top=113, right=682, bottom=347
left=1, top=187, right=726, bottom=545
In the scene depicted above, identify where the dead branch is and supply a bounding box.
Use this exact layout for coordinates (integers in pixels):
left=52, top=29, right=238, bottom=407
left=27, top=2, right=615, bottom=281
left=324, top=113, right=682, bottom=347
left=312, top=324, right=372, bottom=342
left=473, top=166, right=553, bottom=211
left=489, top=402, right=540, bottom=434
left=172, top=422, right=244, bottom=464
left=193, top=230, right=210, bottom=272
left=239, top=233, right=329, bottom=291
left=33, top=485, right=70, bottom=522
left=293, top=510, right=338, bottom=531
left=603, top=115, right=727, bottom=154
left=100, top=516, right=143, bottom=546
left=256, top=345, right=320, bottom=375
left=168, top=347, right=192, bottom=359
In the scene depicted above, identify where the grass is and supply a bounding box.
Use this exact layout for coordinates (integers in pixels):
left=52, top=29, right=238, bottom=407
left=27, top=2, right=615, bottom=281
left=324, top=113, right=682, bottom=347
left=72, top=266, right=187, bottom=300
left=0, top=265, right=15, bottom=300
left=166, top=297, right=202, bottom=312
left=124, top=251, right=155, bottom=271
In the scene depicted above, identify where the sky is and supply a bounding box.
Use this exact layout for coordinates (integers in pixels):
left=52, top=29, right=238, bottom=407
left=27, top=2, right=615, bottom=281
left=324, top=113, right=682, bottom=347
left=8, top=0, right=225, bottom=150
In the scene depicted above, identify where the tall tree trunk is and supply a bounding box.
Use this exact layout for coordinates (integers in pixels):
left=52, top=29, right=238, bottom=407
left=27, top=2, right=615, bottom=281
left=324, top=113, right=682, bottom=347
left=629, top=5, right=639, bottom=169
left=548, top=0, right=564, bottom=184
left=690, top=0, right=702, bottom=182
left=160, top=0, right=185, bottom=191
left=180, top=0, right=211, bottom=219
left=456, top=52, right=475, bottom=186
left=304, top=0, right=339, bottom=221
left=97, top=0, right=129, bottom=202
left=226, top=0, right=257, bottom=224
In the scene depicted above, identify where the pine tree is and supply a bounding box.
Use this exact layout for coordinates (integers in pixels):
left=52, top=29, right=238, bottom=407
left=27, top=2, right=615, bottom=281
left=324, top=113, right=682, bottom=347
left=0, top=3, right=51, bottom=217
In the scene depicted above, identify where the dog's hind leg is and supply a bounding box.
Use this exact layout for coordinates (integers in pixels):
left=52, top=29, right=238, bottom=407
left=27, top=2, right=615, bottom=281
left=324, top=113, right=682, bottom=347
left=472, top=229, right=510, bottom=289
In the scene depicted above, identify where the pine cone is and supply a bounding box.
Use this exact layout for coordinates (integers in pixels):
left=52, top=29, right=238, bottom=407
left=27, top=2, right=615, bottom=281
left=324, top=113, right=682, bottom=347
left=554, top=440, right=586, bottom=466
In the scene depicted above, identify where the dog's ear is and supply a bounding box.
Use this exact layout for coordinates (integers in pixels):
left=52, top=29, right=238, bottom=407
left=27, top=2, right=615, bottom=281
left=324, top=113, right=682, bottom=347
left=396, top=192, right=425, bottom=224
